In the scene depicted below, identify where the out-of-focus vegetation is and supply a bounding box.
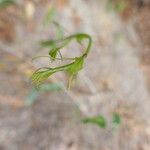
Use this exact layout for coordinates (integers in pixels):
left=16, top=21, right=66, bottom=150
left=82, top=115, right=107, bottom=128
left=82, top=113, right=121, bottom=129
left=44, top=6, right=56, bottom=26
left=0, top=0, right=15, bottom=8
left=26, top=83, right=64, bottom=106
left=107, top=0, right=128, bottom=12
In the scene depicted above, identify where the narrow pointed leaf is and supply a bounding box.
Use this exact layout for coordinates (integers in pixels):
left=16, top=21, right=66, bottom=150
left=82, top=115, right=106, bottom=128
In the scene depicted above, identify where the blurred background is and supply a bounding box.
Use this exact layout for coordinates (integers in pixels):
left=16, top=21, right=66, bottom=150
left=0, top=0, right=150, bottom=149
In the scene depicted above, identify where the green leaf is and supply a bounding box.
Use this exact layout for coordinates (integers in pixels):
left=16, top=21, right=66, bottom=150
left=25, top=88, right=39, bottom=106
left=53, top=21, right=64, bottom=39
left=115, top=1, right=127, bottom=12
left=41, top=40, right=56, bottom=48
left=106, top=0, right=114, bottom=11
left=0, top=0, right=15, bottom=7
left=49, top=39, right=70, bottom=60
left=106, top=0, right=127, bottom=13
left=44, top=6, right=56, bottom=26
left=67, top=57, right=84, bottom=75
left=41, top=38, right=70, bottom=60
left=112, top=113, right=121, bottom=125
left=82, top=115, right=106, bottom=128
left=49, top=48, right=58, bottom=59
left=41, top=40, right=59, bottom=60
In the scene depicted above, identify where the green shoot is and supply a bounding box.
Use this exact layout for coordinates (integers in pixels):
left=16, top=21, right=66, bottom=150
left=82, top=115, right=106, bottom=128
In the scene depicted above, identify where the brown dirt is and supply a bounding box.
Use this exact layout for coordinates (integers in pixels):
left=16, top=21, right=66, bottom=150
left=0, top=0, right=150, bottom=150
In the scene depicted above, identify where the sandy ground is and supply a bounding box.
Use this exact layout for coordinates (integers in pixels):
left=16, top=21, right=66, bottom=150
left=0, top=0, right=150, bottom=149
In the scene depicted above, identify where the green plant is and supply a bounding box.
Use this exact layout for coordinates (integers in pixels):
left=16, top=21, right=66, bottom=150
left=43, top=6, right=56, bottom=26
left=26, top=83, right=63, bottom=106
left=31, top=12, right=121, bottom=130
left=0, top=0, right=15, bottom=7
left=112, top=112, right=121, bottom=127
left=82, top=113, right=121, bottom=129
left=31, top=33, right=92, bottom=88
left=107, top=0, right=127, bottom=13
left=82, top=115, right=107, bottom=128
